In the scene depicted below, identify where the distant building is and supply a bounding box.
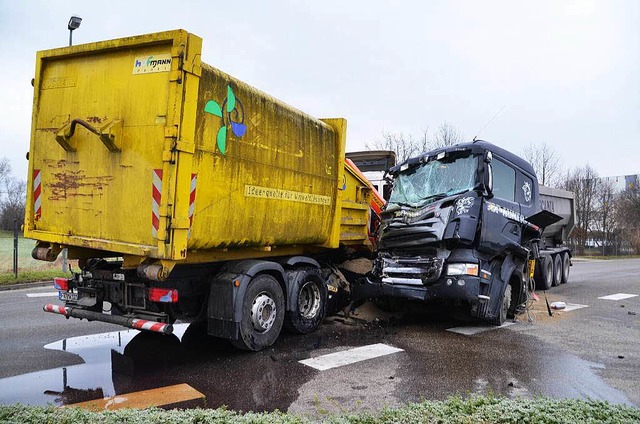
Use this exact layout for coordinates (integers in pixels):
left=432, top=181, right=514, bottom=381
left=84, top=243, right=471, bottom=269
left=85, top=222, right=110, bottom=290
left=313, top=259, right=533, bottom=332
left=600, top=174, right=639, bottom=192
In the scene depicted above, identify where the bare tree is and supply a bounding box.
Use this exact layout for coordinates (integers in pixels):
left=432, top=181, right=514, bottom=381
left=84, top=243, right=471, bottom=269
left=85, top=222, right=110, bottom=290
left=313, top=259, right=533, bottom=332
left=595, top=179, right=618, bottom=255
left=522, top=142, right=561, bottom=187
left=431, top=122, right=463, bottom=149
left=0, top=158, right=26, bottom=230
left=617, top=182, right=640, bottom=254
left=366, top=130, right=429, bottom=164
left=0, top=158, right=9, bottom=186
left=367, top=122, right=464, bottom=164
left=562, top=165, right=599, bottom=254
left=0, top=178, right=26, bottom=230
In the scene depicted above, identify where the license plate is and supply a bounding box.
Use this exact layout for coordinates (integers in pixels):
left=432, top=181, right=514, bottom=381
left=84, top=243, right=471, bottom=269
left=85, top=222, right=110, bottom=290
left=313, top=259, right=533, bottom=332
left=59, top=291, right=78, bottom=302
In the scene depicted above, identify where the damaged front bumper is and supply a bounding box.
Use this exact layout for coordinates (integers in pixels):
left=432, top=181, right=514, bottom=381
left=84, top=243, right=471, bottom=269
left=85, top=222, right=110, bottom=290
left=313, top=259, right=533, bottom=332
left=351, top=273, right=483, bottom=304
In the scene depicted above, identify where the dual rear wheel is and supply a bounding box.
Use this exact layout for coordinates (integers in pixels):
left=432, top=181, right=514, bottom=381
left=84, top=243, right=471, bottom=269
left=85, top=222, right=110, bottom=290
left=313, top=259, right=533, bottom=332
left=231, top=268, right=328, bottom=351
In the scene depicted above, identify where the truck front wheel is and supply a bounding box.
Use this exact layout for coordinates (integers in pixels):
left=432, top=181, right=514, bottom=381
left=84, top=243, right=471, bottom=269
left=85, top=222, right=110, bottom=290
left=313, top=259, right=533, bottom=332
left=231, top=274, right=285, bottom=351
left=489, top=284, right=511, bottom=326
left=284, top=269, right=327, bottom=334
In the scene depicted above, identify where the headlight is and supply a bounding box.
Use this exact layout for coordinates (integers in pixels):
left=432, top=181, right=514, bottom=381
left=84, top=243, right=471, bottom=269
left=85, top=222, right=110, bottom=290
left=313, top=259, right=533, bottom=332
left=446, top=263, right=479, bottom=276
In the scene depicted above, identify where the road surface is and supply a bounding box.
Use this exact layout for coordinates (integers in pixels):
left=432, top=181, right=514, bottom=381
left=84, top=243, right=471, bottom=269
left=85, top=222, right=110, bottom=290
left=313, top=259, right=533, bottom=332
left=0, top=259, right=638, bottom=414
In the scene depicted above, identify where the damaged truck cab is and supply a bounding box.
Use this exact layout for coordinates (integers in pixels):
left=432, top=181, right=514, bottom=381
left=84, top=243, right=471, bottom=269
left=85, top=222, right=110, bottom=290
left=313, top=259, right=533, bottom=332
left=355, top=140, right=557, bottom=325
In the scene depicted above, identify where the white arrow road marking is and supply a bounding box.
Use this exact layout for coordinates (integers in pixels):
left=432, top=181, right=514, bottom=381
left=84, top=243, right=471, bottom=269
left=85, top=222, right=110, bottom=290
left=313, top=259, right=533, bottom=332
left=299, top=343, right=403, bottom=371
left=562, top=303, right=589, bottom=312
left=446, top=322, right=515, bottom=336
left=598, top=293, right=638, bottom=301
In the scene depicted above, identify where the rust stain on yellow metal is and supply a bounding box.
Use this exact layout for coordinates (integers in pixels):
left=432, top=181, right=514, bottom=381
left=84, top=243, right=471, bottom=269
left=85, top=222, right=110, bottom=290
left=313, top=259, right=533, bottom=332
left=24, top=29, right=372, bottom=267
left=65, top=383, right=204, bottom=411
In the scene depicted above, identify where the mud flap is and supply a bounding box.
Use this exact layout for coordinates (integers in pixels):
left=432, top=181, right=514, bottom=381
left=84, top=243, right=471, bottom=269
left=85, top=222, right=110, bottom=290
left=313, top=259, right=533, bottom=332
left=207, top=260, right=286, bottom=340
left=207, top=272, right=244, bottom=340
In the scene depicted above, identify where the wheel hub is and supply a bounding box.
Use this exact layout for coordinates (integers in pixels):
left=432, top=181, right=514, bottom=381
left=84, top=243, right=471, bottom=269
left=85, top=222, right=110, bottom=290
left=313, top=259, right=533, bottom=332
left=298, top=281, right=321, bottom=319
left=251, top=293, right=277, bottom=332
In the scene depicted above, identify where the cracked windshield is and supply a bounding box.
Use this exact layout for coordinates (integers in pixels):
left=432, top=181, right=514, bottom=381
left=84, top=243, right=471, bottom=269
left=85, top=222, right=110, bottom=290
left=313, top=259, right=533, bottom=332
left=388, top=154, right=478, bottom=208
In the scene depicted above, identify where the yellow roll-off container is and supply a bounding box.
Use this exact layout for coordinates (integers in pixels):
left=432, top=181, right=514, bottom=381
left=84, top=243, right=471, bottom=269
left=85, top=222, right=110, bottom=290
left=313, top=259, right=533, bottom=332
left=30, top=30, right=377, bottom=351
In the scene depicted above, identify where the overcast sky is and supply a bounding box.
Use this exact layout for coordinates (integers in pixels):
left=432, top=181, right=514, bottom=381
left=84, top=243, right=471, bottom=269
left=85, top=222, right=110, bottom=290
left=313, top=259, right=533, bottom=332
left=1, top=0, right=638, bottom=181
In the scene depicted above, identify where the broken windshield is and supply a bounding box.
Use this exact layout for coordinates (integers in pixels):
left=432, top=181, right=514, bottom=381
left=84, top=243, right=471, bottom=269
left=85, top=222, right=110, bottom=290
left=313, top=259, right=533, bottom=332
left=388, top=154, right=478, bottom=207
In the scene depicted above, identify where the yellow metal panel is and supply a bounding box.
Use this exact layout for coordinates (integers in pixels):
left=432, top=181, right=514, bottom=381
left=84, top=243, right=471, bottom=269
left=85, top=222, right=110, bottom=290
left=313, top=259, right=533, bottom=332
left=188, top=64, right=341, bottom=250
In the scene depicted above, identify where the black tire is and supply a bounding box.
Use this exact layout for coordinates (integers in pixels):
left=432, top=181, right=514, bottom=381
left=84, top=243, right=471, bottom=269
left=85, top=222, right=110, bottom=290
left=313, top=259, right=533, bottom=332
left=552, top=255, right=562, bottom=287
left=489, top=284, right=511, bottom=326
left=230, top=274, right=285, bottom=352
left=536, top=257, right=553, bottom=291
left=561, top=253, right=570, bottom=284
left=283, top=268, right=328, bottom=334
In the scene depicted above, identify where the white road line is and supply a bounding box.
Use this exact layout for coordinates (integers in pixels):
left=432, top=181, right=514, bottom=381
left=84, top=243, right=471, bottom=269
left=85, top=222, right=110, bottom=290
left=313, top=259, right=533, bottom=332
left=563, top=303, right=589, bottom=312
left=299, top=343, right=403, bottom=371
left=598, top=293, right=638, bottom=301
left=26, top=292, right=59, bottom=298
left=446, top=322, right=515, bottom=336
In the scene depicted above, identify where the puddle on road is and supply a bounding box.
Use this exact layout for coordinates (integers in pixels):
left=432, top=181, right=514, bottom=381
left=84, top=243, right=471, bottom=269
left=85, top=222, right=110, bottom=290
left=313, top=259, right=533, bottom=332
left=391, top=323, right=635, bottom=406
left=0, top=323, right=316, bottom=411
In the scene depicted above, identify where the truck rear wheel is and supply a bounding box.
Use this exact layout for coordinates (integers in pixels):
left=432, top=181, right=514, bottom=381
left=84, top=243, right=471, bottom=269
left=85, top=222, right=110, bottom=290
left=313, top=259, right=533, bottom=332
left=561, top=253, right=570, bottom=284
left=231, top=274, right=285, bottom=351
left=552, top=255, right=562, bottom=287
left=284, top=268, right=327, bottom=334
left=535, top=257, right=553, bottom=291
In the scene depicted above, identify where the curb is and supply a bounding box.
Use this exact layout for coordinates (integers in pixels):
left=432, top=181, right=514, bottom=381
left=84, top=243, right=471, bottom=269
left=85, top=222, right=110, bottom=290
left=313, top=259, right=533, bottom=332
left=0, top=280, right=53, bottom=292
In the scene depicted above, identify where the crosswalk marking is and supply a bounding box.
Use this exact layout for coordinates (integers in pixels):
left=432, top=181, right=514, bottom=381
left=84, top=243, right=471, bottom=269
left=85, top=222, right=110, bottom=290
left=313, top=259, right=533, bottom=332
left=598, top=293, right=638, bottom=301
left=26, top=292, right=58, bottom=298
left=299, top=343, right=403, bottom=371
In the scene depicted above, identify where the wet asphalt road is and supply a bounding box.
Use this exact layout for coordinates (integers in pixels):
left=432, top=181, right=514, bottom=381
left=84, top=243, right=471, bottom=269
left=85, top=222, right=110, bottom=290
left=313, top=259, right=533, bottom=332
left=0, top=259, right=638, bottom=414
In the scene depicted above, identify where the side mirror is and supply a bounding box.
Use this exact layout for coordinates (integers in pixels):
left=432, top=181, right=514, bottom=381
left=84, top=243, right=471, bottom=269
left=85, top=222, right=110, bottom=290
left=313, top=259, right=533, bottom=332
left=484, top=163, right=494, bottom=198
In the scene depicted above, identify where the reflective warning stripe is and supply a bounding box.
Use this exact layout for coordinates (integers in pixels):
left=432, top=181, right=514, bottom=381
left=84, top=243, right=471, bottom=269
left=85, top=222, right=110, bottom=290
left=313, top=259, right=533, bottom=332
left=43, top=303, right=69, bottom=316
left=33, top=169, right=42, bottom=220
left=132, top=319, right=170, bottom=333
left=151, top=169, right=163, bottom=238
left=188, top=173, right=197, bottom=238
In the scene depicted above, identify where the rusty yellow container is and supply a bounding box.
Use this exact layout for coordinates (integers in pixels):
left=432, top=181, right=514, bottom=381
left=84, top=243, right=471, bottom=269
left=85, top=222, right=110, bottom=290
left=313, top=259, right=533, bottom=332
left=25, top=30, right=372, bottom=271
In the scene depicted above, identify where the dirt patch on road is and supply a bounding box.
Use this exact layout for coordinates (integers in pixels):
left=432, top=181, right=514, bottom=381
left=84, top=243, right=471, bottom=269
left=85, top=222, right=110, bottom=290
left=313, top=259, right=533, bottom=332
left=517, top=291, right=574, bottom=324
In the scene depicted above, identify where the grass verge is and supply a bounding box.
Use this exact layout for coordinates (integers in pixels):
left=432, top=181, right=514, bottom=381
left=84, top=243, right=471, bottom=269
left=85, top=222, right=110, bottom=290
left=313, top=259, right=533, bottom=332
left=0, top=269, right=64, bottom=286
left=0, top=396, right=638, bottom=424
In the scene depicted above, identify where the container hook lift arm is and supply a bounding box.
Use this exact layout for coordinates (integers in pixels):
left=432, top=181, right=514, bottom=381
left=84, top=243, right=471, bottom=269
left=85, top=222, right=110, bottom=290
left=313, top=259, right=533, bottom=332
left=55, top=118, right=122, bottom=152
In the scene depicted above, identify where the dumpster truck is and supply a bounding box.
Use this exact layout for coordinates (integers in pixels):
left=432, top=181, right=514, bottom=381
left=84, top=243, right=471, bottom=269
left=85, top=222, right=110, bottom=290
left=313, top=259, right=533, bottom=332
left=535, top=186, right=575, bottom=290
left=352, top=140, right=572, bottom=325
left=26, top=29, right=378, bottom=351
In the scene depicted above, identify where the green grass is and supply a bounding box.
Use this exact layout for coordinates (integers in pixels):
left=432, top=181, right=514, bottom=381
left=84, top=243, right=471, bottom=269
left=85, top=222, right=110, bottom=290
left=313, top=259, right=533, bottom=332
left=0, top=396, right=638, bottom=423
left=0, top=231, right=60, bottom=272
left=0, top=269, right=67, bottom=286
left=0, top=231, right=72, bottom=285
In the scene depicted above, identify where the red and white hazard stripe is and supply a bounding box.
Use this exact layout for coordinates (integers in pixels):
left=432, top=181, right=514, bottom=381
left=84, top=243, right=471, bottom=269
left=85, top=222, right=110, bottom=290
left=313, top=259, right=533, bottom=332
left=188, top=173, right=197, bottom=238
left=43, top=303, right=69, bottom=316
left=151, top=169, right=163, bottom=238
left=33, top=169, right=42, bottom=220
left=131, top=319, right=171, bottom=333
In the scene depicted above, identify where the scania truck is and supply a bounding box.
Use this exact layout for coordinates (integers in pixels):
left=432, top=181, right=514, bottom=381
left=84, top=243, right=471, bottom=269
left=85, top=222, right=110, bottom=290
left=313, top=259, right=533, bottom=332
left=352, top=141, right=574, bottom=325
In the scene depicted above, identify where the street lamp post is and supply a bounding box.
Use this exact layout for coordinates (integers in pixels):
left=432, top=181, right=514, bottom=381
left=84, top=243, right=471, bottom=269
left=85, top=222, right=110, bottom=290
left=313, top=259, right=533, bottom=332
left=68, top=15, right=82, bottom=46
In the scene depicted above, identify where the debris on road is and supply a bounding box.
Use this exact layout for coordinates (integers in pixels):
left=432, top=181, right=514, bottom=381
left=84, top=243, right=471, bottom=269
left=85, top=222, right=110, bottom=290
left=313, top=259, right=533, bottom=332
left=550, top=301, right=567, bottom=310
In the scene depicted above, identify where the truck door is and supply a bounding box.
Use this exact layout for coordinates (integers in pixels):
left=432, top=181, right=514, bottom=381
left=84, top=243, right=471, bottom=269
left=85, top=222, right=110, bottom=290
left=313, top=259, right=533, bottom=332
left=516, top=171, right=537, bottom=222
left=479, top=156, right=523, bottom=255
